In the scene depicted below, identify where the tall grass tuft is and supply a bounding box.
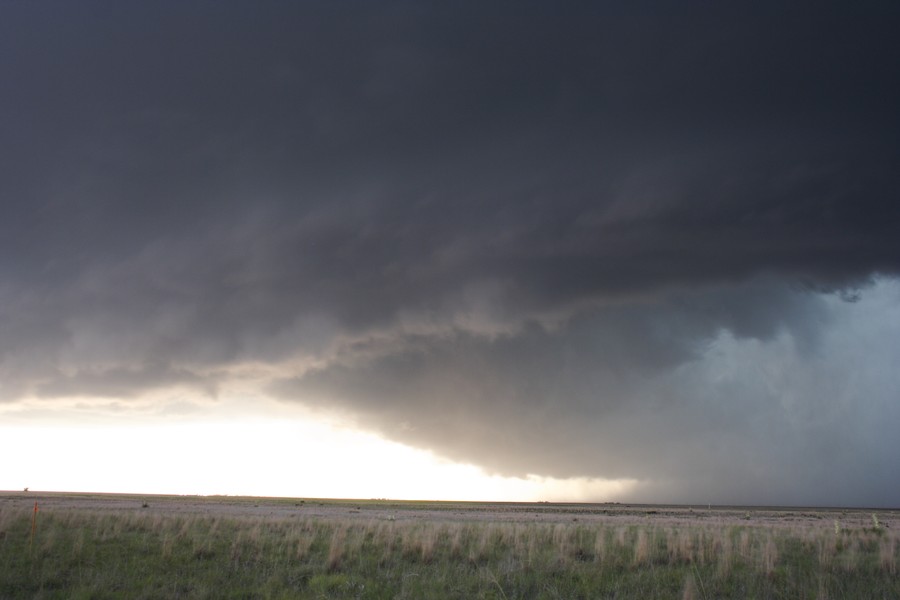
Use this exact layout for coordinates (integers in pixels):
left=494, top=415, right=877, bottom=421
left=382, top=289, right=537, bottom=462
left=633, top=528, right=651, bottom=566
left=762, top=535, right=779, bottom=576
left=880, top=535, right=896, bottom=574
left=327, top=524, right=346, bottom=571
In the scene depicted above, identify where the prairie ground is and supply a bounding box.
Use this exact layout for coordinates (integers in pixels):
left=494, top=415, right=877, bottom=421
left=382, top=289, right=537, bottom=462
left=1, top=491, right=897, bottom=598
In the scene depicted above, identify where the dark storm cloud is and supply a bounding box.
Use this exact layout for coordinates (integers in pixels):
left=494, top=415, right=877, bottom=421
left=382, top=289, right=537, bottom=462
left=272, top=279, right=900, bottom=506
left=2, top=2, right=899, bottom=504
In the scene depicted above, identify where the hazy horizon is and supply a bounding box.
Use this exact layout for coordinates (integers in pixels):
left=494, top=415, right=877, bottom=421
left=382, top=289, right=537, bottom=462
left=7, top=489, right=899, bottom=511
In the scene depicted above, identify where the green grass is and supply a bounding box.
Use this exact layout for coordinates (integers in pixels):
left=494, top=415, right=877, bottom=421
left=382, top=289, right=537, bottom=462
left=0, top=504, right=897, bottom=599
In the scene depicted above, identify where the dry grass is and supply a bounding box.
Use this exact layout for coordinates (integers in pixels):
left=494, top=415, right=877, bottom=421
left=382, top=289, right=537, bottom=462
left=880, top=535, right=896, bottom=574
left=1, top=496, right=898, bottom=599
left=326, top=523, right=347, bottom=571
left=594, top=527, right=608, bottom=565
left=681, top=573, right=698, bottom=600
left=633, top=528, right=650, bottom=566
left=716, top=530, right=733, bottom=579
left=762, top=534, right=779, bottom=576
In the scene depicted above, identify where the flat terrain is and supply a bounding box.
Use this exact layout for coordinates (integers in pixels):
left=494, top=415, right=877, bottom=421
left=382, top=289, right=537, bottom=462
left=1, top=491, right=898, bottom=598
left=2, top=490, right=896, bottom=529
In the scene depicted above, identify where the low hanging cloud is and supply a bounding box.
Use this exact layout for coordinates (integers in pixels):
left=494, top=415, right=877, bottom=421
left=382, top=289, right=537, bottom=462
left=271, top=279, right=900, bottom=506
left=1, top=1, right=899, bottom=505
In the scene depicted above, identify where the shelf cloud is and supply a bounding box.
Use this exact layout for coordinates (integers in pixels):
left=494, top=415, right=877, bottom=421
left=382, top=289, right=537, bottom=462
left=2, top=1, right=899, bottom=505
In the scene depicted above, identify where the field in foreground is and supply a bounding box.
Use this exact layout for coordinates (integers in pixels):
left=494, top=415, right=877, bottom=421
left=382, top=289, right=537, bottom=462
left=1, top=492, right=898, bottom=599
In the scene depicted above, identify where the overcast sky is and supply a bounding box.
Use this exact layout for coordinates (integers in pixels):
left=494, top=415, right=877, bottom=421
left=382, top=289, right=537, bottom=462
left=2, top=2, right=899, bottom=506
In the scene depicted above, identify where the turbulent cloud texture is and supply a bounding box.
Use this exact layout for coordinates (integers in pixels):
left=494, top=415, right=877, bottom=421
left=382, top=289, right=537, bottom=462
left=2, top=2, right=899, bottom=504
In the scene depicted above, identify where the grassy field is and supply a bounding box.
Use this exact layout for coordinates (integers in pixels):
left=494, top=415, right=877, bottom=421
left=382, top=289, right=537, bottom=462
left=0, top=493, right=897, bottom=599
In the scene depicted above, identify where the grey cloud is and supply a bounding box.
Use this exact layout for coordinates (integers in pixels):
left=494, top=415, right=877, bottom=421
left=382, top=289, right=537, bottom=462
left=274, top=281, right=803, bottom=460
left=34, top=362, right=215, bottom=400
left=1, top=2, right=899, bottom=504
left=272, top=279, right=900, bottom=506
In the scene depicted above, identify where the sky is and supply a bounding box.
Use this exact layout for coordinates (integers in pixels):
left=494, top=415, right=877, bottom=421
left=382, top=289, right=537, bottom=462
left=1, top=2, right=899, bottom=507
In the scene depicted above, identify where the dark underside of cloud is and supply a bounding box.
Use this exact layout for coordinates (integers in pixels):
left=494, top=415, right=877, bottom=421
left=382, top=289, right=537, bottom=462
left=1, top=1, right=899, bottom=505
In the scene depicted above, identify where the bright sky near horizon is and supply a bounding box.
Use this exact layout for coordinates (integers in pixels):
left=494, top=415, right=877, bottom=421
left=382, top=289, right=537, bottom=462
left=0, top=401, right=636, bottom=501
left=2, top=2, right=899, bottom=507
